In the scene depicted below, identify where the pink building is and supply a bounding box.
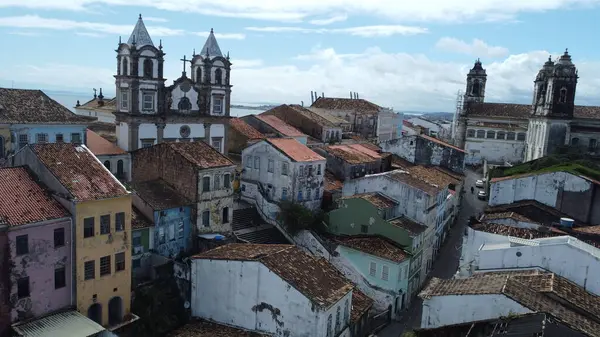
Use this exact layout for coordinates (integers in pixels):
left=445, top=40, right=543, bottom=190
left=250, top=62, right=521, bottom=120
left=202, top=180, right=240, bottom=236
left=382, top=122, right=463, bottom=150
left=0, top=167, right=73, bottom=323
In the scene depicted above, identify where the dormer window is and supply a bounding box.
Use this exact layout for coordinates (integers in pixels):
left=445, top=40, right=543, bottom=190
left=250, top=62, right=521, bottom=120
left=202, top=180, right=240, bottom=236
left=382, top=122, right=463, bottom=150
left=143, top=59, right=153, bottom=78
left=559, top=87, right=567, bottom=103
left=215, top=68, right=223, bottom=85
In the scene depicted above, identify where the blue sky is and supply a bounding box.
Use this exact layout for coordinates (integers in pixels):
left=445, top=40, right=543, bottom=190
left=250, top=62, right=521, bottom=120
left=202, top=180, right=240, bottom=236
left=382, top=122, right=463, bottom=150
left=1, top=1, right=600, bottom=112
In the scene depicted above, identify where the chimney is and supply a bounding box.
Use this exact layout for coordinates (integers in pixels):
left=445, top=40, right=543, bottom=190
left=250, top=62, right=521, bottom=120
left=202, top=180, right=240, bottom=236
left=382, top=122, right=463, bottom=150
left=356, top=93, right=359, bottom=99
left=350, top=91, right=353, bottom=99
left=322, top=92, right=324, bottom=98
left=301, top=100, right=304, bottom=107
left=311, top=91, right=314, bottom=103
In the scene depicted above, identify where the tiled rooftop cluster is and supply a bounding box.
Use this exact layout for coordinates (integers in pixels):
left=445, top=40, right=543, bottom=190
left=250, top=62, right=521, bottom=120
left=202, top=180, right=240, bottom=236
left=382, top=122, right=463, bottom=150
left=166, top=141, right=234, bottom=169
left=312, top=97, right=382, bottom=114
left=323, top=144, right=382, bottom=164
left=255, top=115, right=306, bottom=137
left=230, top=118, right=265, bottom=140
left=334, top=236, right=409, bottom=263
left=77, top=96, right=117, bottom=113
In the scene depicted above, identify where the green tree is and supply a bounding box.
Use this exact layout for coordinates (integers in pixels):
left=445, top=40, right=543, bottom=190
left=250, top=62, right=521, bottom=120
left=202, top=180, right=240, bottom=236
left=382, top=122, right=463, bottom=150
left=278, top=201, right=326, bottom=234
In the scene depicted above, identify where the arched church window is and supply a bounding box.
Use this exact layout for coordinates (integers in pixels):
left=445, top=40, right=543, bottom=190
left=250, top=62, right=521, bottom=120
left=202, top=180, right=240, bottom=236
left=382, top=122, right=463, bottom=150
left=559, top=87, right=567, bottom=103
left=143, top=59, right=153, bottom=78
left=215, top=68, right=223, bottom=85
left=196, top=67, right=202, bottom=83
left=178, top=97, right=192, bottom=112
left=122, top=58, right=128, bottom=76
left=472, top=80, right=481, bottom=96
left=476, top=130, right=485, bottom=138
left=571, top=137, right=580, bottom=146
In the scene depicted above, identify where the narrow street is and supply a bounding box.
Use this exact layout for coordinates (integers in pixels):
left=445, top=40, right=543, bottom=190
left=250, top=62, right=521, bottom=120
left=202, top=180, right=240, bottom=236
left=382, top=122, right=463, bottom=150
left=378, top=169, right=487, bottom=337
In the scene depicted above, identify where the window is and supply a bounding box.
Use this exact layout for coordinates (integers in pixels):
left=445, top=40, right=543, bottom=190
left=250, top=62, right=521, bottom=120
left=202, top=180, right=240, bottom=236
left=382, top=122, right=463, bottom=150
left=178, top=221, right=184, bottom=238
left=326, top=314, right=332, bottom=337
left=517, top=133, right=526, bottom=141
left=361, top=225, right=368, bottom=234
left=476, top=130, right=485, bottom=138
left=104, top=160, right=111, bottom=170
left=299, top=165, right=304, bottom=176
left=213, top=97, right=223, bottom=114
left=141, top=140, right=153, bottom=148
left=71, top=133, right=81, bottom=145
left=317, top=164, right=322, bottom=175
left=17, top=277, right=29, bottom=298
left=36, top=133, right=48, bottom=143
left=281, top=162, right=288, bottom=176
left=143, top=58, right=153, bottom=78
left=100, top=256, right=111, bottom=276
left=472, top=80, right=481, bottom=96
left=467, top=129, right=475, bottom=138
left=215, top=68, right=223, bottom=85
left=122, top=58, right=128, bottom=75
left=245, top=156, right=252, bottom=168
left=308, top=165, right=313, bottom=176
left=486, top=131, right=495, bottom=139
left=335, top=306, right=341, bottom=332
left=254, top=156, right=260, bottom=169
left=224, top=174, right=231, bottom=188
left=344, top=299, right=349, bottom=324
left=158, top=227, right=165, bottom=244
left=572, top=137, right=580, bottom=146
left=18, top=134, right=28, bottom=149
left=115, top=212, right=125, bottom=232
left=214, top=175, right=220, bottom=190
left=54, top=228, right=65, bottom=248
left=132, top=231, right=142, bottom=247
left=559, top=87, right=567, bottom=103
left=16, top=235, right=28, bottom=255
left=100, top=215, right=111, bottom=235
left=55, top=133, right=64, bottom=142
left=506, top=132, right=516, bottom=140
left=496, top=131, right=506, bottom=139
left=282, top=188, right=288, bottom=200
left=178, top=97, right=192, bottom=111
left=202, top=210, right=210, bottom=227
left=590, top=139, right=598, bottom=150
left=382, top=265, right=389, bottom=281
left=142, top=93, right=154, bottom=111
left=115, top=252, right=125, bottom=272
left=369, top=262, right=376, bottom=276
left=168, top=224, right=175, bottom=241
left=202, top=176, right=211, bottom=192
left=268, top=159, right=274, bottom=173
left=84, top=217, right=95, bottom=238
left=196, top=67, right=202, bottom=83
left=222, top=207, right=229, bottom=224
left=306, top=189, right=312, bottom=200
left=326, top=130, right=330, bottom=140
left=298, top=190, right=303, bottom=201
left=84, top=260, right=95, bottom=280
left=120, top=90, right=129, bottom=110
left=132, top=258, right=141, bottom=269
left=55, top=267, right=66, bottom=289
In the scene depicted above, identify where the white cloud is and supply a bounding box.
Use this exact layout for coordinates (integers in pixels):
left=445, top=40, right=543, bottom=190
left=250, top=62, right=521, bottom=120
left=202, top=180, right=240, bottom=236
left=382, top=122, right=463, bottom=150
left=4, top=48, right=600, bottom=112
left=245, top=25, right=428, bottom=37
left=435, top=37, right=509, bottom=58
left=309, top=14, right=348, bottom=25
left=143, top=17, right=168, bottom=22
left=8, top=31, right=43, bottom=36
left=0, top=0, right=597, bottom=23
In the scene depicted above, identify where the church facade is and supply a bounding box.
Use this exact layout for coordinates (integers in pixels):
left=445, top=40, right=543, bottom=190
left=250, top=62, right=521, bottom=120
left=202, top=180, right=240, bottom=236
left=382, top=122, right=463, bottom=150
left=114, top=15, right=232, bottom=153
left=455, top=50, right=600, bottom=165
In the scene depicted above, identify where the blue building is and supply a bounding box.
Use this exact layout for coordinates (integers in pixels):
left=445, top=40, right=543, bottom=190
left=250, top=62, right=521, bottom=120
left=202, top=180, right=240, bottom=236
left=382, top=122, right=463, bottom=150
left=0, top=88, right=95, bottom=159
left=132, top=179, right=193, bottom=258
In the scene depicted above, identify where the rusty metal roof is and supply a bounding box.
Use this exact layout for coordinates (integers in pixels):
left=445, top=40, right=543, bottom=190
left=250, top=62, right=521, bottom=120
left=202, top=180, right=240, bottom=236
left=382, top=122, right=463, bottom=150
left=418, top=134, right=467, bottom=153
left=266, top=138, right=325, bottom=162
left=350, top=289, right=373, bottom=323
left=131, top=206, right=153, bottom=230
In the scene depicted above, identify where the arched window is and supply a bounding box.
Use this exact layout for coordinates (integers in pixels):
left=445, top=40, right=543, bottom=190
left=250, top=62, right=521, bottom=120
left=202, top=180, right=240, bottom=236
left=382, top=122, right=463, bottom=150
left=122, top=58, right=128, bottom=76
left=108, top=296, right=123, bottom=326
left=335, top=306, right=341, bottom=332
left=215, top=68, right=222, bottom=85
left=326, top=314, right=332, bottom=337
left=344, top=299, right=349, bottom=324
left=143, top=59, right=153, bottom=78
left=104, top=160, right=111, bottom=171
left=117, top=160, right=124, bottom=179
left=486, top=131, right=495, bottom=139
left=559, top=87, right=567, bottom=103
left=196, top=67, right=202, bottom=83
left=472, top=80, right=481, bottom=96
left=476, top=130, right=485, bottom=138
left=88, top=303, right=102, bottom=325
left=571, top=137, right=580, bottom=146
left=178, top=97, right=192, bottom=112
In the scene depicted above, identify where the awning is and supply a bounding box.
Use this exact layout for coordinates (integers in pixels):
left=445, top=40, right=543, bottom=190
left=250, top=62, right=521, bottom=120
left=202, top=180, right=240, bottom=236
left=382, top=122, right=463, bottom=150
left=12, top=310, right=115, bottom=337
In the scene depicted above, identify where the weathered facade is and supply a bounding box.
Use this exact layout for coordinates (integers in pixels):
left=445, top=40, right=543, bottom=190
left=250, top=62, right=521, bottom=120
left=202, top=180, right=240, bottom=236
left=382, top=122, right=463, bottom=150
left=263, top=104, right=343, bottom=143
left=314, top=144, right=383, bottom=182
left=114, top=16, right=231, bottom=153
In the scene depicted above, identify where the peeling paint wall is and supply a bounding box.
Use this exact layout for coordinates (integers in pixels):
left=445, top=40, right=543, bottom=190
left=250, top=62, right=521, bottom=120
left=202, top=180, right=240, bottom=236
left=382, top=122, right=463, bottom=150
left=197, top=166, right=236, bottom=234
left=153, top=206, right=192, bottom=258
left=8, top=219, right=72, bottom=322
left=489, top=171, right=598, bottom=223
left=464, top=138, right=525, bottom=165
left=379, top=136, right=465, bottom=174
left=191, top=259, right=352, bottom=337
left=0, top=230, right=11, bottom=335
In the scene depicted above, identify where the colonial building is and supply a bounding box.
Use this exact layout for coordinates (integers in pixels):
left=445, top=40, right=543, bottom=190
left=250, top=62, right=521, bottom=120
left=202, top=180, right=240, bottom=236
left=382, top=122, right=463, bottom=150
left=114, top=15, right=232, bottom=153
left=262, top=104, right=343, bottom=143
left=314, top=144, right=385, bottom=181
left=87, top=129, right=130, bottom=181
left=227, top=117, right=264, bottom=155
left=455, top=51, right=600, bottom=165
left=75, top=90, right=117, bottom=123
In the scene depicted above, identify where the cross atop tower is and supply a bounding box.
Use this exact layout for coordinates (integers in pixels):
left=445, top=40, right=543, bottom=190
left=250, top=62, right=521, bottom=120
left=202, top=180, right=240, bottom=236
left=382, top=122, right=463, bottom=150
left=180, top=55, right=191, bottom=74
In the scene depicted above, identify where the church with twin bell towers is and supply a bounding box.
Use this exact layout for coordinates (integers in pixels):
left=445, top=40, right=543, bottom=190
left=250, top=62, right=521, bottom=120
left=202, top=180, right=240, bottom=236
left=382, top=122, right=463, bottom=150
left=114, top=14, right=232, bottom=153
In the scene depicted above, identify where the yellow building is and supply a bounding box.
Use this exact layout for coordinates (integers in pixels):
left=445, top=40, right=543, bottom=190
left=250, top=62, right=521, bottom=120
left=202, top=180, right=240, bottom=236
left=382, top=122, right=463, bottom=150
left=13, top=143, right=135, bottom=328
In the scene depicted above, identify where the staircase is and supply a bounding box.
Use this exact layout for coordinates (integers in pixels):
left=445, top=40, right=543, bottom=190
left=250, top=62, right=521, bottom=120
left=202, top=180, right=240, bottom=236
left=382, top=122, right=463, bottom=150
left=232, top=206, right=289, bottom=244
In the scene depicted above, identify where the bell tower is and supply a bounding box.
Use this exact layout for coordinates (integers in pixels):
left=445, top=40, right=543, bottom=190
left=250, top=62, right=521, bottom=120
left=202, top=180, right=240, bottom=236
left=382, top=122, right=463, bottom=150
left=456, top=59, right=487, bottom=149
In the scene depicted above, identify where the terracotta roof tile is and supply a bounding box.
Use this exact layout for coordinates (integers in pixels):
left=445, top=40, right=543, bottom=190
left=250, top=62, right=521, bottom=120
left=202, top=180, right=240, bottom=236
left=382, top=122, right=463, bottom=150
left=574, top=105, right=600, bottom=119
left=480, top=211, right=533, bottom=223
left=573, top=225, right=600, bottom=235
left=166, top=142, right=235, bottom=169
left=0, top=88, right=96, bottom=124
left=470, top=221, right=567, bottom=239
left=343, top=193, right=397, bottom=209
left=0, top=167, right=70, bottom=226
left=229, top=118, right=265, bottom=140
left=324, top=170, right=343, bottom=192
left=311, top=97, right=381, bottom=114
left=354, top=142, right=381, bottom=152
left=166, top=319, right=270, bottom=337
left=350, top=289, right=373, bottom=323
left=86, top=129, right=127, bottom=156
left=132, top=179, right=192, bottom=210
left=466, top=102, right=600, bottom=121
left=324, top=145, right=379, bottom=164
left=264, top=104, right=338, bottom=128
left=255, top=115, right=306, bottom=137
left=389, top=216, right=428, bottom=236
left=407, top=165, right=460, bottom=189
left=418, top=134, right=467, bottom=153
left=194, top=244, right=353, bottom=308
left=30, top=143, right=128, bottom=202
left=266, top=138, right=325, bottom=162
left=76, top=97, right=117, bottom=113
left=335, top=236, right=409, bottom=263
left=131, top=206, right=153, bottom=230
left=387, top=170, right=441, bottom=195
left=485, top=200, right=572, bottom=225
left=307, top=108, right=352, bottom=125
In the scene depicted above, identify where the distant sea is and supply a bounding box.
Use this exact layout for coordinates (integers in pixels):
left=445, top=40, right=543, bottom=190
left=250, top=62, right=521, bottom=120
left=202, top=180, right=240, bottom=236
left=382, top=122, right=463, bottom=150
left=46, top=90, right=266, bottom=117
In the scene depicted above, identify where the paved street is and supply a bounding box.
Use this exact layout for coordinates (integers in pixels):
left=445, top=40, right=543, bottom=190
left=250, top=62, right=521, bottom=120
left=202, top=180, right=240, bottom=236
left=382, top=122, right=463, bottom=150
left=378, top=168, right=487, bottom=337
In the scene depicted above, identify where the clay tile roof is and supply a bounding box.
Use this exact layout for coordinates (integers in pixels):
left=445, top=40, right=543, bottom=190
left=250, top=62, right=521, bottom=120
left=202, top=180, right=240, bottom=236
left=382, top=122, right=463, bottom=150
left=466, top=103, right=530, bottom=119
left=86, top=129, right=127, bottom=156
left=418, top=134, right=467, bottom=153
left=354, top=142, right=381, bottom=152
left=344, top=193, right=398, bottom=209
left=389, top=216, right=428, bottom=236
left=324, top=170, right=343, bottom=192
left=230, top=118, right=265, bottom=140
left=166, top=318, right=270, bottom=337
left=307, top=108, right=352, bottom=125
left=347, top=144, right=382, bottom=158
left=0, top=167, right=70, bottom=226
left=167, top=142, right=234, bottom=169
left=350, top=289, right=373, bottom=323
left=470, top=222, right=567, bottom=239
left=255, top=114, right=306, bottom=137
left=30, top=143, right=128, bottom=202
left=131, top=179, right=192, bottom=210
left=77, top=97, right=117, bottom=113
left=480, top=211, right=533, bottom=223
left=311, top=97, right=381, bottom=114
left=0, top=88, right=96, bottom=124
left=335, top=236, right=409, bottom=263
left=574, top=105, right=600, bottom=119
left=484, top=200, right=570, bottom=225
left=324, top=145, right=378, bottom=164
left=387, top=170, right=441, bottom=195
left=131, top=206, right=153, bottom=230
left=266, top=138, right=325, bottom=162
left=573, top=225, right=600, bottom=235
left=265, top=104, right=338, bottom=128
left=194, top=244, right=353, bottom=308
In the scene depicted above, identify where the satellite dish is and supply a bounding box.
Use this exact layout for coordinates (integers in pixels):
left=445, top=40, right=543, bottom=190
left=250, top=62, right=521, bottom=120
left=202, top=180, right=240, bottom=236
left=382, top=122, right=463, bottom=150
left=184, top=301, right=190, bottom=309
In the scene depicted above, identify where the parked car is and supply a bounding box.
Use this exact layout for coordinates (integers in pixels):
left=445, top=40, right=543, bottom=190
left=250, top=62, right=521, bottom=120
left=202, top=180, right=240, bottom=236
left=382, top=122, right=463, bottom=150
left=478, top=190, right=487, bottom=200
left=475, top=179, right=485, bottom=188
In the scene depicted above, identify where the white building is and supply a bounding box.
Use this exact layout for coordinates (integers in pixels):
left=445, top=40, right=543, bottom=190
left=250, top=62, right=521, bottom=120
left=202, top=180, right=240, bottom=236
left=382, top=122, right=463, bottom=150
left=419, top=270, right=600, bottom=334
left=241, top=138, right=326, bottom=211
left=191, top=244, right=354, bottom=337
left=86, top=129, right=131, bottom=181
left=115, top=15, right=231, bottom=153
left=406, top=117, right=451, bottom=140
left=74, top=91, right=117, bottom=123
